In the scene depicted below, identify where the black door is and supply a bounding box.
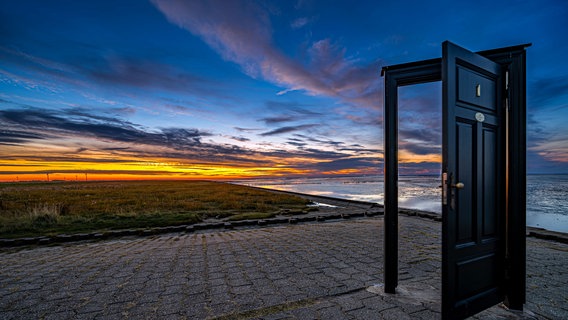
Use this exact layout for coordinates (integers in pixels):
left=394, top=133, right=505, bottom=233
left=441, top=41, right=505, bottom=319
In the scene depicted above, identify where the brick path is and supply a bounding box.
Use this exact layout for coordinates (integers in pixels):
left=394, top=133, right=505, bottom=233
left=1, top=215, right=566, bottom=319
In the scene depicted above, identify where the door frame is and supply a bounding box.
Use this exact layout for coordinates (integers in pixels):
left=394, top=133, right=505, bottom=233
left=380, top=42, right=529, bottom=313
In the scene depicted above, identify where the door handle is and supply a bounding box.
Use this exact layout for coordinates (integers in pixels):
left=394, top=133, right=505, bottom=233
left=442, top=173, right=448, bottom=205
left=443, top=173, right=463, bottom=209
left=452, top=182, right=465, bottom=189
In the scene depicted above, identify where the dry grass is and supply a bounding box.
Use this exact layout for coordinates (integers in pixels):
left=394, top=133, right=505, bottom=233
left=0, top=180, right=310, bottom=238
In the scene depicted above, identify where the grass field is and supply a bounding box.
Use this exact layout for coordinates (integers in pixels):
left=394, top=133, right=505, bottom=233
left=0, top=180, right=311, bottom=238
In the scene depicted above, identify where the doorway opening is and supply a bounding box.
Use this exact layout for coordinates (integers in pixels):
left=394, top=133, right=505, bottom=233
left=397, top=82, right=442, bottom=214
left=396, top=81, right=444, bottom=309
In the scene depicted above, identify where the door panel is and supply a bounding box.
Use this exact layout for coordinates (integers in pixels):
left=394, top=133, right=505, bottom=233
left=456, top=253, right=497, bottom=299
left=442, top=41, right=505, bottom=319
left=483, top=127, right=498, bottom=237
left=456, top=120, right=474, bottom=244
left=457, top=67, right=498, bottom=111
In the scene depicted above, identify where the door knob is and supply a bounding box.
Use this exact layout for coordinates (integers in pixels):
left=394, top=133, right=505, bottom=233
left=452, top=182, right=465, bottom=189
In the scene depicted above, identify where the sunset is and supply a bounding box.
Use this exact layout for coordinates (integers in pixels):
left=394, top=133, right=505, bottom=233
left=1, top=1, right=568, bottom=318
left=2, top=0, right=567, bottom=181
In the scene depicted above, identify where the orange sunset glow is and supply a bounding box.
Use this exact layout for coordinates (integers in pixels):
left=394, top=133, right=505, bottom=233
left=2, top=0, right=567, bottom=183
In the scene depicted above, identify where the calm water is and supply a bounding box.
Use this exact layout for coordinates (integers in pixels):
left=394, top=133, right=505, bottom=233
left=234, top=175, right=568, bottom=234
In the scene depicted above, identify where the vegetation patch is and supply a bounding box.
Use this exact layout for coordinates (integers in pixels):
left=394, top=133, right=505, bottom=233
left=226, top=212, right=277, bottom=221
left=0, top=180, right=309, bottom=238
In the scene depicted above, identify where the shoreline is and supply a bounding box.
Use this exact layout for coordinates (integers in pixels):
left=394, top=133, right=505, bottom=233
left=252, top=185, right=568, bottom=244
left=2, top=185, right=567, bottom=247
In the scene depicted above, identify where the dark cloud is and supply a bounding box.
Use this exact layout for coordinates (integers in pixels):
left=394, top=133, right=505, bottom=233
left=345, top=114, right=381, bottom=126
left=260, top=101, right=322, bottom=124
left=286, top=141, right=307, bottom=147
left=0, top=108, right=213, bottom=150
left=228, top=136, right=250, bottom=142
left=401, top=144, right=440, bottom=156
left=162, top=128, right=211, bottom=146
left=0, top=155, right=134, bottom=164
left=260, top=115, right=299, bottom=124
left=399, top=126, right=441, bottom=156
left=293, top=134, right=345, bottom=148
left=300, top=148, right=345, bottom=159
left=338, top=146, right=380, bottom=154
left=304, top=157, right=380, bottom=171
left=0, top=130, right=48, bottom=145
left=102, top=147, right=131, bottom=151
left=399, top=128, right=441, bottom=146
left=260, top=124, right=317, bottom=136
left=234, top=127, right=262, bottom=132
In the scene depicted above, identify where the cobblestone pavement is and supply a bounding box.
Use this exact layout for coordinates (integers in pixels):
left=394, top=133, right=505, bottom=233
left=1, top=216, right=567, bottom=319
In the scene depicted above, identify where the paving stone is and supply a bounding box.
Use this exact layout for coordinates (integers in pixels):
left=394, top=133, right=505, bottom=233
left=0, top=215, right=566, bottom=319
left=317, top=305, right=347, bottom=320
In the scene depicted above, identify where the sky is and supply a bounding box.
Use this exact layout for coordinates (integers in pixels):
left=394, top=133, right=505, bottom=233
left=1, top=0, right=567, bottom=181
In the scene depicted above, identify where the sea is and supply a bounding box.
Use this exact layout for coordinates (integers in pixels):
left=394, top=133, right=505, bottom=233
left=233, top=175, right=568, bottom=234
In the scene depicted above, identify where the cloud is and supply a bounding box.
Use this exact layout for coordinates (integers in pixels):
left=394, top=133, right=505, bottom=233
left=88, top=56, right=206, bottom=92
left=0, top=108, right=211, bottom=149
left=345, top=114, right=381, bottom=126
left=151, top=0, right=382, bottom=109
left=234, top=127, right=262, bottom=133
left=162, top=128, right=210, bottom=146
left=260, top=124, right=318, bottom=136
left=293, top=134, right=347, bottom=149
left=302, top=157, right=381, bottom=174
left=291, top=17, right=311, bottom=29
left=286, top=141, right=307, bottom=147
left=259, top=101, right=323, bottom=125
left=1, top=107, right=381, bottom=177
left=260, top=115, right=299, bottom=124
left=399, top=128, right=441, bottom=146
left=0, top=45, right=217, bottom=100
left=0, top=130, right=48, bottom=145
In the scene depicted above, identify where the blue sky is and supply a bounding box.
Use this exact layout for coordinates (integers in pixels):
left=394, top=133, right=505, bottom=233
left=1, top=0, right=567, bottom=180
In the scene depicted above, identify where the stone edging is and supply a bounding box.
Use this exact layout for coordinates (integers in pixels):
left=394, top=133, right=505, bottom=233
left=0, top=208, right=384, bottom=248
left=2, top=191, right=566, bottom=247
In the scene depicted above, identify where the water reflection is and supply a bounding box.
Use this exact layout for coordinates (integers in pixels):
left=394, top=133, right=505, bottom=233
left=236, top=175, right=568, bottom=233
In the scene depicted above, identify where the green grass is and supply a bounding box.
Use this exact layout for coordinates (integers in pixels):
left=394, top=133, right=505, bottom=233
left=0, top=180, right=310, bottom=238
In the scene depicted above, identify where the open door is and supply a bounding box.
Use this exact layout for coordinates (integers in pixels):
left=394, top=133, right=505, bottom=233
left=442, top=41, right=506, bottom=319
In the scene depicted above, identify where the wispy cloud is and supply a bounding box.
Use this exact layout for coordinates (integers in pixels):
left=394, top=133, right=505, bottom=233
left=234, top=127, right=262, bottom=133
left=0, top=130, right=48, bottom=145
left=151, top=0, right=381, bottom=110
left=260, top=102, right=322, bottom=125
left=0, top=108, right=210, bottom=148
left=260, top=124, right=318, bottom=136
left=291, top=16, right=312, bottom=29
left=88, top=56, right=207, bottom=92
